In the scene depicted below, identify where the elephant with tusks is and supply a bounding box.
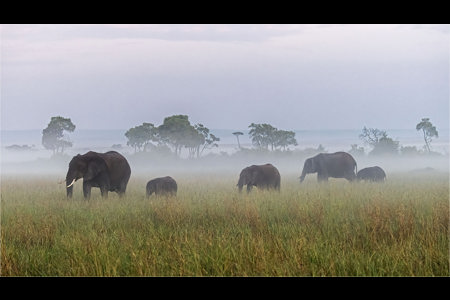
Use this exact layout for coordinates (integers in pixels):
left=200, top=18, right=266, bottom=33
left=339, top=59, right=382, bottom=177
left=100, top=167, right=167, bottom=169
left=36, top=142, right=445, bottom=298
left=65, top=151, right=131, bottom=199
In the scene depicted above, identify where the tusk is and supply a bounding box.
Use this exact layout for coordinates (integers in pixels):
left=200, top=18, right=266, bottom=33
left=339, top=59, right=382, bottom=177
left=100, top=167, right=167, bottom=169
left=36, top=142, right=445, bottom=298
left=66, top=179, right=76, bottom=188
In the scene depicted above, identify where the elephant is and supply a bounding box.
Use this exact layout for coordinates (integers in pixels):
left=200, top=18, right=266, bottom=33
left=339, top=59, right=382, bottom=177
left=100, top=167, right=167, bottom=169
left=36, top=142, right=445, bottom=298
left=237, top=163, right=281, bottom=193
left=146, top=176, right=177, bottom=197
left=65, top=151, right=131, bottom=199
left=299, top=151, right=357, bottom=183
left=357, top=166, right=386, bottom=182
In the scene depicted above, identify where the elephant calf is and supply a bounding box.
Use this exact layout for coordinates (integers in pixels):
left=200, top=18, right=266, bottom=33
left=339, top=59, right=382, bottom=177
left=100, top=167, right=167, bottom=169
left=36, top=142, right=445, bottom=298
left=146, top=176, right=177, bottom=197
left=357, top=166, right=386, bottom=182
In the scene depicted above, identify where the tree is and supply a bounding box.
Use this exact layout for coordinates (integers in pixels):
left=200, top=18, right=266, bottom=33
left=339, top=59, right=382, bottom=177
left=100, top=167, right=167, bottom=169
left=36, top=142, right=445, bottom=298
left=416, top=118, right=438, bottom=153
left=157, top=115, right=219, bottom=158
left=248, top=123, right=297, bottom=151
left=273, top=129, right=298, bottom=150
left=124, top=122, right=158, bottom=153
left=371, top=136, right=399, bottom=155
left=359, top=126, right=399, bottom=155
left=194, top=123, right=220, bottom=157
left=359, top=127, right=386, bottom=146
left=183, top=124, right=204, bottom=158
left=248, top=123, right=277, bottom=150
left=232, top=131, right=243, bottom=149
left=158, top=115, right=193, bottom=156
left=42, top=116, right=76, bottom=154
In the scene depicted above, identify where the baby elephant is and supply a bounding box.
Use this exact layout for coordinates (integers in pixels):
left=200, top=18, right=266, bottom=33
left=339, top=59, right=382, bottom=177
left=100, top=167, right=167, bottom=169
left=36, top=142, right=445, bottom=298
left=146, top=176, right=177, bottom=197
left=357, top=166, right=386, bottom=182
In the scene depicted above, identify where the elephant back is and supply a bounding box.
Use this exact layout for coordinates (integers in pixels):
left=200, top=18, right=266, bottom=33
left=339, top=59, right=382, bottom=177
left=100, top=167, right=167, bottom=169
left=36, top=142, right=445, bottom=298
left=99, top=151, right=131, bottom=183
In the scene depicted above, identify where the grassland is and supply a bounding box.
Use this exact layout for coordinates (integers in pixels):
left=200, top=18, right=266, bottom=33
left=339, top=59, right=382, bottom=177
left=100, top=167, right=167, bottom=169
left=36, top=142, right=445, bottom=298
left=1, top=171, right=448, bottom=276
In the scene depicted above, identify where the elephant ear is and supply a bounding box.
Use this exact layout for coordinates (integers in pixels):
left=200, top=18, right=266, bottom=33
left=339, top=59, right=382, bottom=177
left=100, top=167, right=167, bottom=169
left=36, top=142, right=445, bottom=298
left=251, top=168, right=260, bottom=183
left=84, top=158, right=104, bottom=181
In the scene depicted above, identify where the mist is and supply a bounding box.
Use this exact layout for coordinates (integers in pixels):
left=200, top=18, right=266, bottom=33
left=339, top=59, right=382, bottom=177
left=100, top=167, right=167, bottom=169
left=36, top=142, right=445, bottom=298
left=2, top=132, right=448, bottom=185
left=1, top=24, right=449, bottom=185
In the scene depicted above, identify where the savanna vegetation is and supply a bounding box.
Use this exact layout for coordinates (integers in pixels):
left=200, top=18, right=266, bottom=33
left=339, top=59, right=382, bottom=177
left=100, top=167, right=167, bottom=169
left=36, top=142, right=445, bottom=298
left=37, top=115, right=444, bottom=159
left=3, top=115, right=447, bottom=276
left=1, top=170, right=448, bottom=276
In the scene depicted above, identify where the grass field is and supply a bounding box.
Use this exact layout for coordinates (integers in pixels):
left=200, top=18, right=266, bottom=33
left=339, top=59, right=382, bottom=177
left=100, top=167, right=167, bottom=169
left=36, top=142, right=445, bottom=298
left=1, top=171, right=448, bottom=276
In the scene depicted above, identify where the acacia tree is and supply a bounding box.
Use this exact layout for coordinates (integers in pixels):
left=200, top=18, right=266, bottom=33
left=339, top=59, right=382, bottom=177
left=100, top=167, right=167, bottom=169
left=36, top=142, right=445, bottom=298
left=42, top=116, right=76, bottom=154
left=273, top=129, right=298, bottom=150
left=157, top=115, right=219, bottom=158
left=183, top=125, right=205, bottom=158
left=124, top=122, right=158, bottom=153
left=232, top=131, right=243, bottom=149
left=158, top=115, right=193, bottom=156
left=194, top=123, right=220, bottom=157
left=248, top=123, right=277, bottom=150
left=359, top=126, right=399, bottom=155
left=416, top=118, right=438, bottom=153
left=248, top=123, right=297, bottom=151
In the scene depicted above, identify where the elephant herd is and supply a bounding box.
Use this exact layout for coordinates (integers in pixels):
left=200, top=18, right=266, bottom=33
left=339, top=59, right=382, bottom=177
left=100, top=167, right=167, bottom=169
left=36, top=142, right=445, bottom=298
left=64, top=150, right=386, bottom=199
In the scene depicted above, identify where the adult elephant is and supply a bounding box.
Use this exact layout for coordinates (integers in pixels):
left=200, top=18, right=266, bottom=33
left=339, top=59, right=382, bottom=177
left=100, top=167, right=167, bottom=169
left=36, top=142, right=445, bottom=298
left=357, top=166, right=386, bottom=182
left=65, top=151, right=131, bottom=199
left=146, top=176, right=178, bottom=197
left=299, top=151, right=357, bottom=183
left=237, top=163, right=281, bottom=193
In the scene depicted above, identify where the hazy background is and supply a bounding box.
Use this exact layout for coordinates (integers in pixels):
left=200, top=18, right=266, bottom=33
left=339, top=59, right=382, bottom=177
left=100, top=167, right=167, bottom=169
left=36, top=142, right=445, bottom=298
left=1, top=24, right=449, bottom=132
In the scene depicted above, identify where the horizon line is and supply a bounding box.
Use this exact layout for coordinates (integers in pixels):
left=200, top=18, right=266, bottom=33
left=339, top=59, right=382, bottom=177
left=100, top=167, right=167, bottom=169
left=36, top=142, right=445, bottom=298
left=2, top=127, right=449, bottom=132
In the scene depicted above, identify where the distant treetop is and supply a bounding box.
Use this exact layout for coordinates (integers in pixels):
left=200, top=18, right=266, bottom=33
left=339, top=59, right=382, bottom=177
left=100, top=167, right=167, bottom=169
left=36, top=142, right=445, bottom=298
left=42, top=116, right=76, bottom=154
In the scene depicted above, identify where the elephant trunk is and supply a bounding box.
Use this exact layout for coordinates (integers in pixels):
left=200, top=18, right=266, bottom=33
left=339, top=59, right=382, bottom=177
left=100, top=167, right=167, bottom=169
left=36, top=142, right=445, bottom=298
left=66, top=180, right=74, bottom=198
left=299, top=169, right=307, bottom=183
left=237, top=176, right=244, bottom=193
left=66, top=172, right=77, bottom=198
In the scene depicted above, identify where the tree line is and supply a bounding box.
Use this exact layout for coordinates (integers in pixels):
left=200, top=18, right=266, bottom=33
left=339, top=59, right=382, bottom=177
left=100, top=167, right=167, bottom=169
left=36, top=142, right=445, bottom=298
left=350, top=118, right=439, bottom=156
left=124, top=115, right=220, bottom=158
left=40, top=115, right=440, bottom=157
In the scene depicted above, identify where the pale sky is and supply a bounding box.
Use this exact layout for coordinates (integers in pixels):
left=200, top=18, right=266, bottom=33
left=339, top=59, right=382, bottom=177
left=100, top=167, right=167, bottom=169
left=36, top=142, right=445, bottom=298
left=1, top=24, right=449, bottom=131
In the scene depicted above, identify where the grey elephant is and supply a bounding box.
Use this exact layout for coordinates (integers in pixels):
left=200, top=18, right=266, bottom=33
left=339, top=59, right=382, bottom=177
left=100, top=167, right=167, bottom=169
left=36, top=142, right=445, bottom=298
left=146, top=176, right=177, bottom=197
left=237, top=163, right=281, bottom=193
left=357, top=166, right=386, bottom=182
left=299, top=151, right=357, bottom=183
left=65, top=151, right=131, bottom=199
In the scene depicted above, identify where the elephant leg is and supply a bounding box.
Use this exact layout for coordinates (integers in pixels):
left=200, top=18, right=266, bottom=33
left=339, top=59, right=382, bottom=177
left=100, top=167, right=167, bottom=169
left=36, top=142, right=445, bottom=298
left=100, top=186, right=108, bottom=198
left=317, top=173, right=328, bottom=183
left=275, top=183, right=280, bottom=192
left=246, top=184, right=253, bottom=193
left=118, top=183, right=127, bottom=197
left=345, top=171, right=356, bottom=182
left=83, top=182, right=92, bottom=200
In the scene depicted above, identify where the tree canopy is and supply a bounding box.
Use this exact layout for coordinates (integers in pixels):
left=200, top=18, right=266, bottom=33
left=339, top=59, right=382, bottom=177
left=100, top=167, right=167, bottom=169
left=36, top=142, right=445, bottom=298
left=416, top=118, right=438, bottom=153
left=42, top=116, right=76, bottom=154
left=124, top=115, right=220, bottom=158
left=232, top=131, right=243, bottom=149
left=359, top=126, right=399, bottom=155
left=248, top=123, right=298, bottom=151
left=124, top=122, right=158, bottom=153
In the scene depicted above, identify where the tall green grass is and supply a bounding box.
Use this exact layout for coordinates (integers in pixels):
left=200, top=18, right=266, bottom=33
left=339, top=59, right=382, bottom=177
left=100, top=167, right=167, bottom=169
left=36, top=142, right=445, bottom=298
left=1, top=172, right=448, bottom=276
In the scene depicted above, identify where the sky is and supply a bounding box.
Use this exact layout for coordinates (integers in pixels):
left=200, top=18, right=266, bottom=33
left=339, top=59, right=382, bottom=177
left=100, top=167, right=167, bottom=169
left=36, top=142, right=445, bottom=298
left=1, top=24, right=449, bottom=131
